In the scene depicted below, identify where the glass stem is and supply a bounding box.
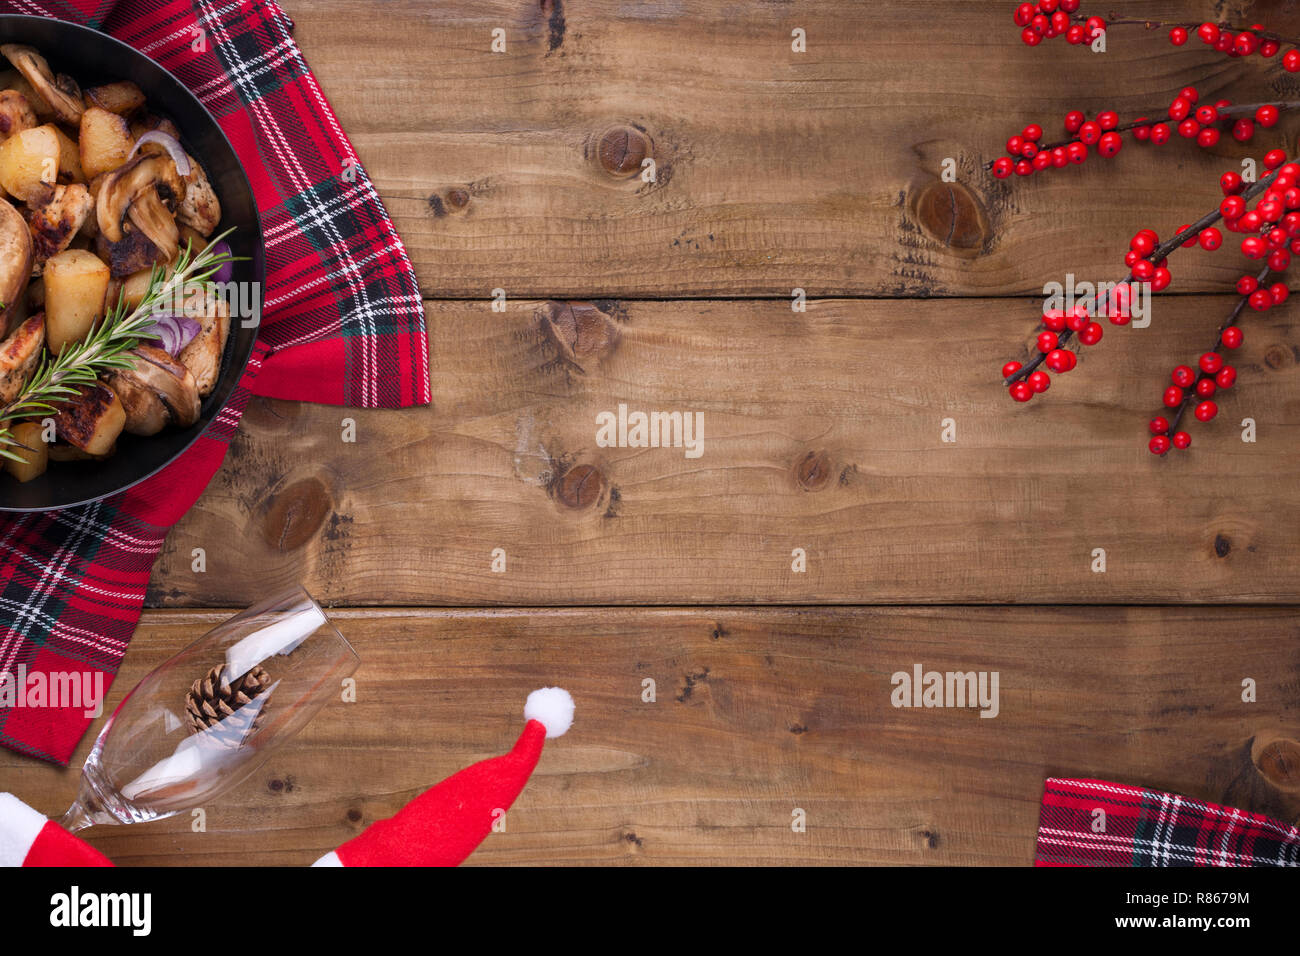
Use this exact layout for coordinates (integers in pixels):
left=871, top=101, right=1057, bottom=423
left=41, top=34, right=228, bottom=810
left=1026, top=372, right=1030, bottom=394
left=58, top=800, right=94, bottom=834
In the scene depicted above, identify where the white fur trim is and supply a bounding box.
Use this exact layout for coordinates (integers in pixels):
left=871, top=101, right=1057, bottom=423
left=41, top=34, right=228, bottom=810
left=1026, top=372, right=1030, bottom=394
left=524, top=687, right=574, bottom=738
left=311, top=850, right=344, bottom=867
left=0, top=793, right=49, bottom=867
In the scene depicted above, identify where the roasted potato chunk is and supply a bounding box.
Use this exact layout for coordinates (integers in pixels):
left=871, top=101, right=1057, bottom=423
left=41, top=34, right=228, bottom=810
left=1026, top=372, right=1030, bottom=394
left=3, top=420, right=48, bottom=482
left=78, top=106, right=134, bottom=180
left=52, top=382, right=125, bottom=455
left=44, top=248, right=109, bottom=353
left=84, top=81, right=145, bottom=116
left=0, top=123, right=58, bottom=205
left=50, top=125, right=84, bottom=183
left=26, top=183, right=94, bottom=267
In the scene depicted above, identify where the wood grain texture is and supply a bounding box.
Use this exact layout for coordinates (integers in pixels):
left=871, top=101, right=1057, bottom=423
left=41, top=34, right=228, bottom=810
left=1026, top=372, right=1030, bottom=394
left=283, top=0, right=1300, bottom=297
left=146, top=296, right=1300, bottom=607
left=3, top=606, right=1295, bottom=866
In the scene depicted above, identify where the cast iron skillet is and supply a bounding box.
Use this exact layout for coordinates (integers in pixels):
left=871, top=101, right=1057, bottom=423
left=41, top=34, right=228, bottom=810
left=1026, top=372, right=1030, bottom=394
left=0, top=14, right=263, bottom=512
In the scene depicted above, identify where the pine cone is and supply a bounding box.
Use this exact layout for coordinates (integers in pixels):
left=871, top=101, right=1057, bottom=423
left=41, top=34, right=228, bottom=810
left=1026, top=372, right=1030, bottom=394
left=184, top=664, right=271, bottom=741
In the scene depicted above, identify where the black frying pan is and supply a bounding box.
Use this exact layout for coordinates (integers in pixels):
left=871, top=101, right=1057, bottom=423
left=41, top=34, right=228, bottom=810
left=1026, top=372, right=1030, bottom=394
left=0, top=13, right=263, bottom=512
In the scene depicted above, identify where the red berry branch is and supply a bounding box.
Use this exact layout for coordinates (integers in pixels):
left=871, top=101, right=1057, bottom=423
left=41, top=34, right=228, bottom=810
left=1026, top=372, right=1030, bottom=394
left=992, top=2, right=1300, bottom=454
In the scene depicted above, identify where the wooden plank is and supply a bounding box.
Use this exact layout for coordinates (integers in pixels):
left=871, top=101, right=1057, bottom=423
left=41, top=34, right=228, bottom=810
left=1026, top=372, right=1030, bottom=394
left=282, top=0, right=1297, bottom=296
left=148, top=296, right=1300, bottom=606
left=4, top=606, right=1296, bottom=866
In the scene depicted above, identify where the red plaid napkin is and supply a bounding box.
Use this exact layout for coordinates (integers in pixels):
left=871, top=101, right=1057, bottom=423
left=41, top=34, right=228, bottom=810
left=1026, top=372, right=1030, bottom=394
left=1036, top=777, right=1300, bottom=867
left=0, top=0, right=429, bottom=764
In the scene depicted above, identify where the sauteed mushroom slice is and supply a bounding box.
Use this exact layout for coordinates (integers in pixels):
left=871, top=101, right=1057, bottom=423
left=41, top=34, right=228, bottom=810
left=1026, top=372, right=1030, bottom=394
left=94, top=153, right=184, bottom=276
left=0, top=45, right=83, bottom=126
left=96, top=153, right=183, bottom=243
left=126, top=187, right=179, bottom=262
left=104, top=345, right=200, bottom=436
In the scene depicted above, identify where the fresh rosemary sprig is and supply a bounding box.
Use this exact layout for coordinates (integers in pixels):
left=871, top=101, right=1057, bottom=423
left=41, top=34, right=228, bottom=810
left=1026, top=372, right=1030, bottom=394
left=0, top=230, right=238, bottom=462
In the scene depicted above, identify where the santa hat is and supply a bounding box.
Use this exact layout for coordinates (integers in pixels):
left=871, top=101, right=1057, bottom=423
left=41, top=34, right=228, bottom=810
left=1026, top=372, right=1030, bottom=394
left=1, top=687, right=573, bottom=868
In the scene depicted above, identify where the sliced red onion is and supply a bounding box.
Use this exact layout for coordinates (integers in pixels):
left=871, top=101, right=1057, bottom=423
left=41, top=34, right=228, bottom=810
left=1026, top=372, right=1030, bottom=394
left=128, top=130, right=192, bottom=177
left=141, top=314, right=201, bottom=357
left=207, top=240, right=234, bottom=283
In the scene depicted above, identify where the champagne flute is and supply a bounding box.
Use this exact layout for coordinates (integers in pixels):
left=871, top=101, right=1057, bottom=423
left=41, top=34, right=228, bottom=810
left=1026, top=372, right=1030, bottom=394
left=59, top=586, right=358, bottom=832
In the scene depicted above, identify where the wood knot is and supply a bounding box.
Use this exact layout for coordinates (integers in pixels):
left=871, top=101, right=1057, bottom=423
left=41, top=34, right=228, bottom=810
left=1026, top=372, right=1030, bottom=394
left=795, top=450, right=832, bottom=491
left=556, top=463, right=604, bottom=509
left=1264, top=344, right=1293, bottom=370
left=918, top=828, right=940, bottom=850
left=260, top=477, right=333, bottom=552
left=346, top=807, right=363, bottom=823
left=539, top=301, right=620, bottom=370
left=1214, top=534, right=1232, bottom=558
left=446, top=187, right=470, bottom=210
left=1252, top=736, right=1300, bottom=792
left=239, top=396, right=301, bottom=430
left=597, top=126, right=651, bottom=178
left=909, top=180, right=991, bottom=256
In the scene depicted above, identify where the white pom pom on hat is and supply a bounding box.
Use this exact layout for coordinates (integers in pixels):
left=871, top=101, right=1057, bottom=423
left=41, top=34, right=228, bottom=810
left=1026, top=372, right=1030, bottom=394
left=524, top=686, right=575, bottom=738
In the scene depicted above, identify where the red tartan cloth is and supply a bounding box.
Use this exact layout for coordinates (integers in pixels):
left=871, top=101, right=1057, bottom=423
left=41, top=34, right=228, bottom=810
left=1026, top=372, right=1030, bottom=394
left=0, top=0, right=429, bottom=764
left=1035, top=777, right=1300, bottom=867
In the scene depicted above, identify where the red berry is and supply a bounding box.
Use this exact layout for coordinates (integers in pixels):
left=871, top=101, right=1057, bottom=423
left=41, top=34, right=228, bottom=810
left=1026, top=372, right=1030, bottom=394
left=1149, top=416, right=1170, bottom=434
left=1249, top=288, right=1273, bottom=310
left=1129, top=232, right=1156, bottom=255
left=1014, top=3, right=1035, bottom=26
left=1199, top=227, right=1222, bottom=251
left=1064, top=110, right=1085, bottom=133
left=1044, top=348, right=1069, bottom=371
left=1059, top=0, right=1079, bottom=10
left=1023, top=123, right=1043, bottom=142
left=1097, top=132, right=1122, bottom=157
left=1002, top=361, right=1023, bottom=379
left=1132, top=123, right=1151, bottom=142
left=1178, top=118, right=1201, bottom=139
left=1067, top=141, right=1087, bottom=164
left=1195, top=105, right=1219, bottom=125
left=1085, top=15, right=1106, bottom=37
left=1261, top=39, right=1281, bottom=58
left=1178, top=87, right=1199, bottom=104
left=1171, top=431, right=1192, bottom=449
left=1235, top=32, right=1259, bottom=55
left=1132, top=259, right=1155, bottom=280
left=1216, top=32, right=1234, bottom=54
left=1032, top=151, right=1052, bottom=171
left=1197, top=23, right=1220, bottom=45
left=1031, top=14, right=1049, bottom=34
left=1196, top=378, right=1217, bottom=398
left=1150, top=123, right=1171, bottom=145
left=1172, top=365, right=1197, bottom=388
left=1265, top=149, right=1287, bottom=170
left=1022, top=26, right=1043, bottom=46
left=1239, top=211, right=1263, bottom=233
left=1066, top=306, right=1089, bottom=332
left=1149, top=435, right=1172, bottom=455
left=1028, top=370, right=1051, bottom=393
left=1257, top=104, right=1280, bottom=127
left=1194, top=401, right=1218, bottom=422
left=1007, top=135, right=1025, bottom=155
left=1010, top=381, right=1034, bottom=402
left=1236, top=276, right=1258, bottom=296
left=1078, top=121, right=1101, bottom=145
left=1221, top=326, right=1244, bottom=348
left=1077, top=321, right=1103, bottom=346
left=1272, top=282, right=1290, bottom=304
left=1039, top=0, right=1059, bottom=12
left=1241, top=236, right=1267, bottom=259
left=1259, top=199, right=1284, bottom=222
left=1221, top=195, right=1246, bottom=220
left=1170, top=27, right=1188, bottom=45
left=1015, top=159, right=1033, bottom=176
left=1169, top=97, right=1191, bottom=122
left=1197, top=127, right=1221, bottom=148
left=1050, top=10, right=1070, bottom=33
left=1042, top=309, right=1067, bottom=332
left=1216, top=366, right=1237, bottom=389
left=1163, top=386, right=1184, bottom=408
left=1065, top=24, right=1087, bottom=44
left=1051, top=147, right=1068, bottom=168
left=1286, top=49, right=1300, bottom=71
left=1151, top=267, right=1172, bottom=291
left=1177, top=225, right=1197, bottom=248
left=1232, top=119, right=1255, bottom=142
left=1021, top=140, right=1039, bottom=158
left=1221, top=171, right=1243, bottom=195
left=1269, top=249, right=1291, bottom=271
left=1037, top=331, right=1058, bottom=353
left=992, top=156, right=1014, bottom=179
left=1199, top=352, right=1224, bottom=375
left=1096, top=111, right=1118, bottom=130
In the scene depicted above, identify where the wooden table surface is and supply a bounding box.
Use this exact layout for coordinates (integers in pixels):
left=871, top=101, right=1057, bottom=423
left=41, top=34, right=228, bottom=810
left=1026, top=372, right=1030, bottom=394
left=5, top=0, right=1300, bottom=865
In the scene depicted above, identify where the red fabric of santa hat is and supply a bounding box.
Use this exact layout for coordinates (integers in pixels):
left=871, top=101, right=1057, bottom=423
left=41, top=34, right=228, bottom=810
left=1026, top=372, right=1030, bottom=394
left=0, top=793, right=113, bottom=867
left=313, top=686, right=574, bottom=867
